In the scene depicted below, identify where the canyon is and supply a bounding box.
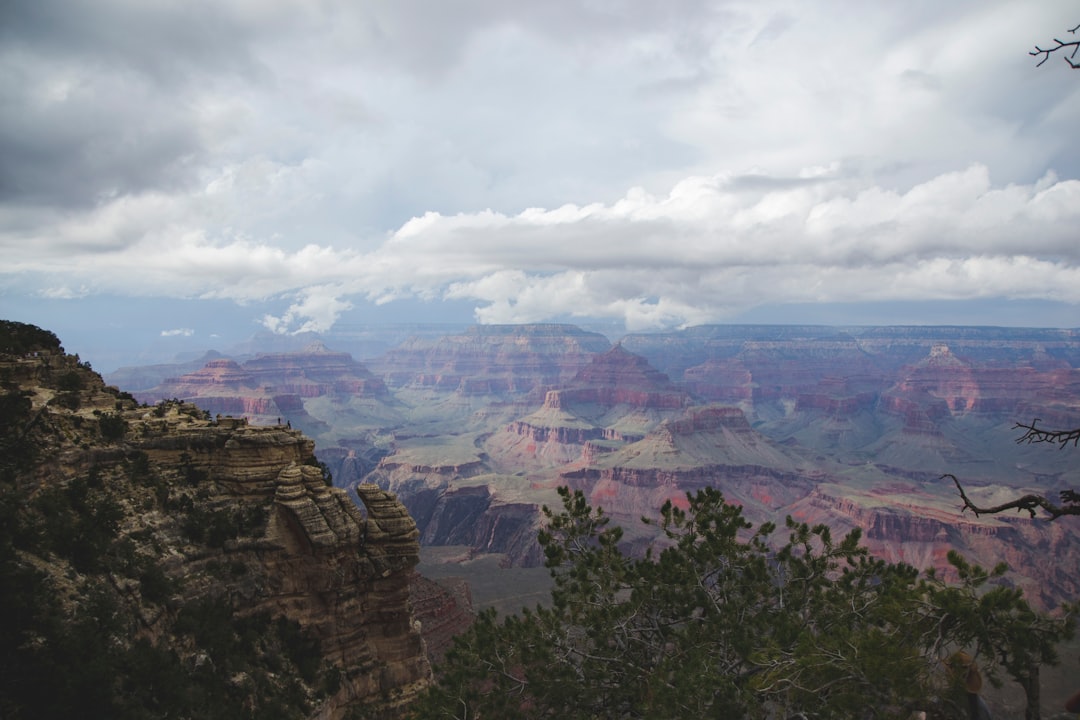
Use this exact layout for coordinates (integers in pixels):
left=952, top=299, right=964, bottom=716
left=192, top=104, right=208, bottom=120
left=112, top=323, right=1080, bottom=612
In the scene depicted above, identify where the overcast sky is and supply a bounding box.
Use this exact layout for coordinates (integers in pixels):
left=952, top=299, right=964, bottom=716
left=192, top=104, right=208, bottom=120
left=2, top=1, right=1080, bottom=368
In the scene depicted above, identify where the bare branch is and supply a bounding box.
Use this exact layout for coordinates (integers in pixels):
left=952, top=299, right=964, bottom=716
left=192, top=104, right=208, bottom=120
left=944, top=473, right=1080, bottom=521
left=1013, top=418, right=1080, bottom=449
left=1030, top=23, right=1080, bottom=69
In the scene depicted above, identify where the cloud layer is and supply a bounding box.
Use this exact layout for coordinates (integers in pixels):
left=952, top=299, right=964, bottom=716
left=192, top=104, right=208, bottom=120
left=2, top=1, right=1079, bottom=335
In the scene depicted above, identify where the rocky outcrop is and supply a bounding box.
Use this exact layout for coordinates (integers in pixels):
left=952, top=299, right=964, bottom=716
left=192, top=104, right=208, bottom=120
left=554, top=406, right=821, bottom=528
left=105, top=350, right=226, bottom=391
left=361, top=457, right=548, bottom=567
left=409, top=573, right=475, bottom=664
left=142, top=424, right=431, bottom=718
left=1, top=331, right=432, bottom=719
left=506, top=421, right=606, bottom=445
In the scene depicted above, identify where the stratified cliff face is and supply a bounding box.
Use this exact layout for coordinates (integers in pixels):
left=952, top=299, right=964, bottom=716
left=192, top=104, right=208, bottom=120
left=137, top=342, right=389, bottom=424
left=408, top=573, right=475, bottom=663
left=563, top=343, right=691, bottom=409
left=243, top=342, right=390, bottom=398
left=362, top=455, right=548, bottom=568
left=369, top=323, right=611, bottom=393
left=0, top=328, right=431, bottom=719
left=787, top=483, right=1080, bottom=610
left=559, top=406, right=819, bottom=526
left=493, top=345, right=691, bottom=469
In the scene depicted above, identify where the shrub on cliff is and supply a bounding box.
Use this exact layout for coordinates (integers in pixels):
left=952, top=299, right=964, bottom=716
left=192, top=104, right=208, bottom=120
left=0, top=320, right=61, bottom=355
left=414, top=487, right=1075, bottom=719
left=97, top=411, right=128, bottom=441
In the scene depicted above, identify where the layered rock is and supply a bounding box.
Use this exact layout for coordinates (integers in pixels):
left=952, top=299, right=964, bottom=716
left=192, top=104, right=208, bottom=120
left=370, top=323, right=611, bottom=393
left=88, top=321, right=1080, bottom=621
left=492, top=346, right=691, bottom=468
left=243, top=342, right=390, bottom=399
left=788, top=483, right=1080, bottom=610
left=1, top=331, right=433, bottom=719
left=142, top=423, right=431, bottom=718
left=408, top=573, right=475, bottom=663
left=561, top=343, right=691, bottom=410
left=136, top=343, right=388, bottom=424
left=559, top=406, right=821, bottom=527
left=105, top=350, right=226, bottom=391
left=362, top=438, right=551, bottom=568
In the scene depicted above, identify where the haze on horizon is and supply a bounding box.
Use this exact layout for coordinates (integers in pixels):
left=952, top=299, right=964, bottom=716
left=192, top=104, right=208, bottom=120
left=2, top=1, right=1079, bottom=371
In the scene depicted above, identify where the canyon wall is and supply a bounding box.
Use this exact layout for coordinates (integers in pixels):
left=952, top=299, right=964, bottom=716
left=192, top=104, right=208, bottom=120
left=2, top=333, right=432, bottom=719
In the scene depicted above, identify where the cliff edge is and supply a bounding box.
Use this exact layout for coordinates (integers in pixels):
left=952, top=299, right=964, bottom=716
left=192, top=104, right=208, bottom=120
left=0, top=321, right=430, bottom=719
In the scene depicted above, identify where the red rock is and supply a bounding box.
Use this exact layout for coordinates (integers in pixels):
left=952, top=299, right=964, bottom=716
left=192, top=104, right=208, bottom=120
left=370, top=324, right=611, bottom=394
left=138, top=343, right=388, bottom=423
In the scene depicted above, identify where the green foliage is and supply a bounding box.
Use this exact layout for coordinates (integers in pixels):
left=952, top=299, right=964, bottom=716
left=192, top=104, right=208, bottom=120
left=56, top=370, right=84, bottom=392
left=415, top=487, right=1075, bottom=720
left=0, top=390, right=35, bottom=479
left=127, top=450, right=172, bottom=506
left=0, top=320, right=62, bottom=355
left=305, top=456, right=334, bottom=486
left=98, top=411, right=128, bottom=441
left=0, top=503, right=332, bottom=720
left=179, top=452, right=209, bottom=485
left=182, top=502, right=268, bottom=548
left=30, top=475, right=124, bottom=573
left=0, top=333, right=339, bottom=720
left=50, top=390, right=81, bottom=409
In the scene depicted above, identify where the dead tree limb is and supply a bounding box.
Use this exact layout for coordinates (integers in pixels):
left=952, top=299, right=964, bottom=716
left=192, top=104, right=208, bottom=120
left=1013, top=419, right=1080, bottom=449
left=944, top=474, right=1080, bottom=521
left=1031, top=23, right=1080, bottom=69
left=944, top=419, right=1080, bottom=520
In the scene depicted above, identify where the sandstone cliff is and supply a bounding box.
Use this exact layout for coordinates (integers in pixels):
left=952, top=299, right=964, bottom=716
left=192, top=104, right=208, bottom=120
left=491, top=345, right=690, bottom=470
left=787, top=482, right=1080, bottom=610
left=136, top=342, right=390, bottom=426
left=369, top=323, right=611, bottom=393
left=0, top=324, right=431, bottom=719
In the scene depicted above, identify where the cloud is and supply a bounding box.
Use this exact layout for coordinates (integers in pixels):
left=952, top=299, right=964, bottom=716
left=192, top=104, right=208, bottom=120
left=38, top=285, right=89, bottom=300
left=262, top=285, right=354, bottom=335
left=160, top=328, right=194, bottom=337
left=3, top=0, right=1080, bottom=337
left=8, top=162, right=1080, bottom=332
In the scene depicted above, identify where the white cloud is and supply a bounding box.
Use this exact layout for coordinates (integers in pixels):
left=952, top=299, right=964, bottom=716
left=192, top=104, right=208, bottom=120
left=3, top=0, right=1080, bottom=337
left=160, top=328, right=194, bottom=337
left=10, top=161, right=1080, bottom=332
left=38, top=285, right=89, bottom=299
left=262, top=285, right=354, bottom=334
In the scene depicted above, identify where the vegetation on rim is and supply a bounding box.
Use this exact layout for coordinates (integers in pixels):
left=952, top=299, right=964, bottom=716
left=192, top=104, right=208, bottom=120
left=414, top=486, right=1075, bottom=719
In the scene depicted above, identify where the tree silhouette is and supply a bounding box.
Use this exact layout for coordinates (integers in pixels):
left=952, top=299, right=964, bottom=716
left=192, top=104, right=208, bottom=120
left=945, top=420, right=1080, bottom=521
left=1031, top=23, right=1080, bottom=69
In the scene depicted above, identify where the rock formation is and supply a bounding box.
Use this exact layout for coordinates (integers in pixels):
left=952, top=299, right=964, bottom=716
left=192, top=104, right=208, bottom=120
left=0, top=324, right=431, bottom=719
left=369, top=323, right=611, bottom=394
left=135, top=342, right=389, bottom=425
left=89, top=321, right=1080, bottom=621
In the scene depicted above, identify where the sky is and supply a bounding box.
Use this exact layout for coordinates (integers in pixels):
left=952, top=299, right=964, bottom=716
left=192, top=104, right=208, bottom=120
left=2, top=1, right=1080, bottom=371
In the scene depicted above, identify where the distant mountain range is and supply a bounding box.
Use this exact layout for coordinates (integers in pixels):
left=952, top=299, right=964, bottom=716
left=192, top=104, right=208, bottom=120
left=106, top=323, right=1080, bottom=610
